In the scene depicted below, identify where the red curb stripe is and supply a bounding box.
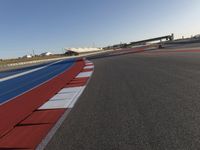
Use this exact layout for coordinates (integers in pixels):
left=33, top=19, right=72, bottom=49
left=20, top=109, right=66, bottom=125
left=0, top=59, right=85, bottom=138
left=69, top=81, right=86, bottom=85
left=65, top=82, right=86, bottom=87
left=81, top=68, right=93, bottom=72
left=71, top=77, right=89, bottom=83
left=0, top=59, right=94, bottom=149
left=0, top=124, right=53, bottom=149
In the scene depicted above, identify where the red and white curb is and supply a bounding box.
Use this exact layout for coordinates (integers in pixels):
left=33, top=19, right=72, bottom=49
left=0, top=59, right=94, bottom=150
left=36, top=59, right=94, bottom=150
left=39, top=60, right=93, bottom=110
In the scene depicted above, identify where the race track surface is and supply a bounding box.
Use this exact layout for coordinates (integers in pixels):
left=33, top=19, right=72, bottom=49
left=0, top=62, right=51, bottom=79
left=46, top=50, right=200, bottom=150
left=0, top=59, right=75, bottom=104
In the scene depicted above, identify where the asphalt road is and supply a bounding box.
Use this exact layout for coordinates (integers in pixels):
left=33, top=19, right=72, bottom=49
left=46, top=50, right=200, bottom=150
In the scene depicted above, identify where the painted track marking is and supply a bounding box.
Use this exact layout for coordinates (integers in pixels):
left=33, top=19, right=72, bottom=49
left=0, top=60, right=63, bottom=82
left=0, top=59, right=94, bottom=150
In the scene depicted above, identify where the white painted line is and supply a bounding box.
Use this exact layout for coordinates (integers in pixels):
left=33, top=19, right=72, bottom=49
left=84, top=65, right=94, bottom=69
left=0, top=60, right=69, bottom=106
left=0, top=60, right=63, bottom=82
left=76, top=71, right=93, bottom=78
left=0, top=66, right=46, bottom=82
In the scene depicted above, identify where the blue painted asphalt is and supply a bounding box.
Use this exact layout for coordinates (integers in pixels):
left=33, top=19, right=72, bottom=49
left=0, top=62, right=52, bottom=79
left=0, top=59, right=75, bottom=104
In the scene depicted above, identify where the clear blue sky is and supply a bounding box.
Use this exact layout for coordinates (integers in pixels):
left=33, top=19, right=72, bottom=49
left=0, top=0, right=200, bottom=58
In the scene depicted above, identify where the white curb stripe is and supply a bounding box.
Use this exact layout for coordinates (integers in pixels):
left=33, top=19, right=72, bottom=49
left=84, top=65, right=94, bottom=69
left=68, top=86, right=86, bottom=108
left=58, top=87, right=83, bottom=93
left=85, top=61, right=92, bottom=63
left=39, top=99, right=73, bottom=109
left=85, top=63, right=93, bottom=65
left=49, top=93, right=77, bottom=100
left=39, top=86, right=85, bottom=109
left=76, top=71, right=93, bottom=78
